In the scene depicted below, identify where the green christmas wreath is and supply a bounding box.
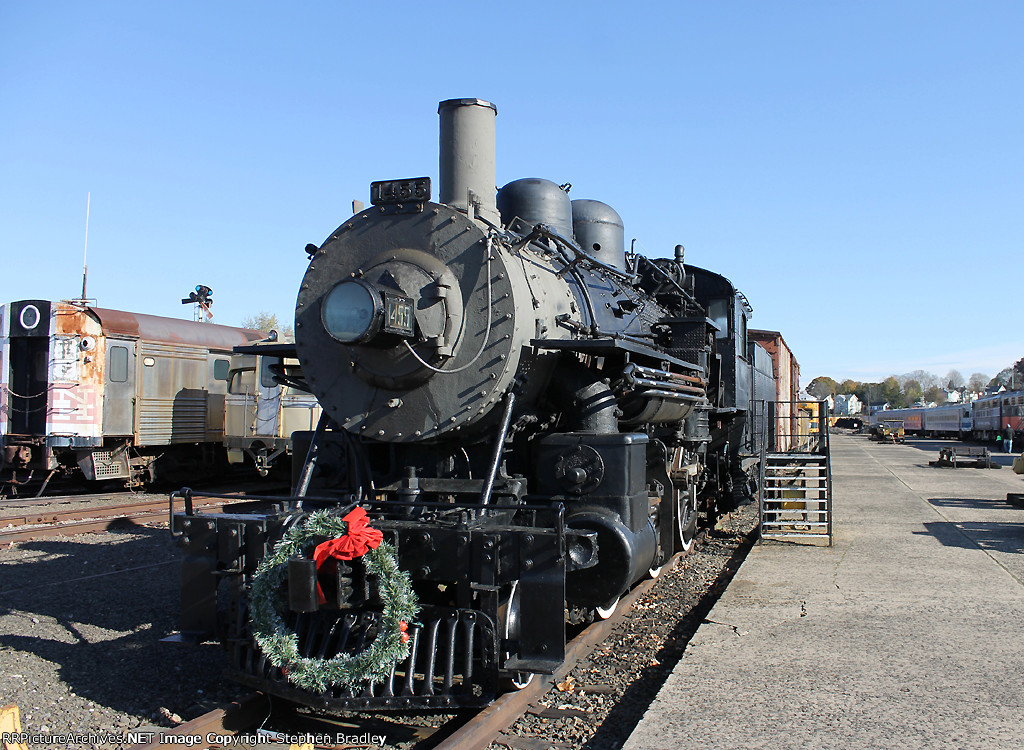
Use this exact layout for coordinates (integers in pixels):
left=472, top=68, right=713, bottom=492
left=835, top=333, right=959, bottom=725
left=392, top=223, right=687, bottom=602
left=248, top=508, right=419, bottom=692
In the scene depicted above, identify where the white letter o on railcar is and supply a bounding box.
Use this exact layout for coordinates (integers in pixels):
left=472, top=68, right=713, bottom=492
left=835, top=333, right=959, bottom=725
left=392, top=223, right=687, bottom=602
left=19, top=304, right=41, bottom=331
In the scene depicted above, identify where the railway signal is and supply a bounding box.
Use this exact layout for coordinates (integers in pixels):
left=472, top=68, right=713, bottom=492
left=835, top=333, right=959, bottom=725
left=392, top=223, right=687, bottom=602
left=182, top=284, right=214, bottom=322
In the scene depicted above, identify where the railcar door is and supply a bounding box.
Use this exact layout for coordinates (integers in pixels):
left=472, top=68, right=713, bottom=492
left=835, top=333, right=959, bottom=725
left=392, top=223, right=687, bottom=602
left=103, top=339, right=136, bottom=436
left=7, top=300, right=50, bottom=437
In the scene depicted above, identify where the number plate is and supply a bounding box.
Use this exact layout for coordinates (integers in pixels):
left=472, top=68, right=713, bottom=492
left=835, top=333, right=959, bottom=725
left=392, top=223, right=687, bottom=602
left=383, top=294, right=414, bottom=336
left=370, top=177, right=431, bottom=206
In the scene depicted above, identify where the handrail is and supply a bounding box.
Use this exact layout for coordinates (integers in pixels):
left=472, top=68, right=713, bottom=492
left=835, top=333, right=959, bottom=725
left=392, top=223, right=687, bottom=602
left=821, top=400, right=834, bottom=545
left=759, top=399, right=833, bottom=546
left=757, top=399, right=769, bottom=544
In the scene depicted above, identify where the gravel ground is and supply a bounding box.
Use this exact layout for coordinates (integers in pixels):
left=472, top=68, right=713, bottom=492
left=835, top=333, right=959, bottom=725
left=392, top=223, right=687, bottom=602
left=0, top=523, right=247, bottom=750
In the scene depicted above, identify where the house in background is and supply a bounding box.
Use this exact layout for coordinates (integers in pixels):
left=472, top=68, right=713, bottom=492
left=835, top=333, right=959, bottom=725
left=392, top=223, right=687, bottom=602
left=832, top=393, right=863, bottom=415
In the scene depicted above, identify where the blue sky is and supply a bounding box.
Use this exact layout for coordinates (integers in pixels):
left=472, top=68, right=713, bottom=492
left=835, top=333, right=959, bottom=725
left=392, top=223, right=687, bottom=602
left=2, top=1, right=1021, bottom=384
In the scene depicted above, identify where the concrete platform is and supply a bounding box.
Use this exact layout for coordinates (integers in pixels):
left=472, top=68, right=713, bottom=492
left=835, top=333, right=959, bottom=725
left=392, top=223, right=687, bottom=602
left=625, top=434, right=1024, bottom=749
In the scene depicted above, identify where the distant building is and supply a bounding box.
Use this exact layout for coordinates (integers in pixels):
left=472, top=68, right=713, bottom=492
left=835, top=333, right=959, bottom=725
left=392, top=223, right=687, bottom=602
left=833, top=394, right=862, bottom=415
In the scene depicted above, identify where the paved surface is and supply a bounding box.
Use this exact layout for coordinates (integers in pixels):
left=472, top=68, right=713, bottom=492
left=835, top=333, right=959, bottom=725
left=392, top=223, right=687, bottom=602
left=625, top=433, right=1024, bottom=749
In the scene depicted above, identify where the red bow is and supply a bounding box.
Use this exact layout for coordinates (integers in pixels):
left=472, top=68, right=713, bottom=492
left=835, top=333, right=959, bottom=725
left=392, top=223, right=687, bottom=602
left=312, top=507, right=383, bottom=604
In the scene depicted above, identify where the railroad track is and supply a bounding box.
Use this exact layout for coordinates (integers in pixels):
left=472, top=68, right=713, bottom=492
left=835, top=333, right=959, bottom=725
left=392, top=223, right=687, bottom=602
left=0, top=479, right=289, bottom=508
left=0, top=466, right=289, bottom=501
left=126, top=526, right=728, bottom=750
left=0, top=490, right=164, bottom=510
left=0, top=493, right=275, bottom=545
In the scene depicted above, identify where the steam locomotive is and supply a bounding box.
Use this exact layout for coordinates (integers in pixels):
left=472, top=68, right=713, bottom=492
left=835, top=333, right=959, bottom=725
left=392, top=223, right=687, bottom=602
left=172, top=99, right=776, bottom=711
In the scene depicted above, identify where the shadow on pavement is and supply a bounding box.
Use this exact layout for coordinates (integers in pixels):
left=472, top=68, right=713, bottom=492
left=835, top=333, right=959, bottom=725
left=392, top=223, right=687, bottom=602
left=915, top=520, right=1024, bottom=554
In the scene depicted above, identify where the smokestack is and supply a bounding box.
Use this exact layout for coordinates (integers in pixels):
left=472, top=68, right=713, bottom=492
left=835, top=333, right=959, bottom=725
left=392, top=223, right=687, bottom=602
left=438, top=98, right=498, bottom=225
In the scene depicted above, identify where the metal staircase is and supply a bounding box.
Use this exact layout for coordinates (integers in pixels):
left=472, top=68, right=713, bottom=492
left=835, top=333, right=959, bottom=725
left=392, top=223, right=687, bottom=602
left=757, top=400, right=833, bottom=545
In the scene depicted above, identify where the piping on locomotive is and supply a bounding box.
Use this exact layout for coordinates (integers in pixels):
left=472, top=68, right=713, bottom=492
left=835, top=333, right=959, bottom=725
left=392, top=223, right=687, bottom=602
left=170, top=98, right=772, bottom=711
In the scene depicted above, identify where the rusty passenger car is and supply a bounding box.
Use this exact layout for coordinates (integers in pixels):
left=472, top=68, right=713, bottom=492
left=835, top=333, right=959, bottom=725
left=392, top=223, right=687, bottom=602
left=224, top=341, right=322, bottom=476
left=0, top=299, right=264, bottom=489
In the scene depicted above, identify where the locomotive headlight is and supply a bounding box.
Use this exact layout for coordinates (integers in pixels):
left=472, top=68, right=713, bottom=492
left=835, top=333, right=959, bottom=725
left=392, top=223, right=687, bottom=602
left=322, top=280, right=381, bottom=343
left=321, top=279, right=415, bottom=344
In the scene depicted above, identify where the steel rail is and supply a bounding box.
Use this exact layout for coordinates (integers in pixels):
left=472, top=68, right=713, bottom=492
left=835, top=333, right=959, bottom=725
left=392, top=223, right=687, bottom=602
left=1, top=497, right=198, bottom=526
left=0, top=498, right=242, bottom=544
left=0, top=491, right=155, bottom=509
left=127, top=694, right=271, bottom=750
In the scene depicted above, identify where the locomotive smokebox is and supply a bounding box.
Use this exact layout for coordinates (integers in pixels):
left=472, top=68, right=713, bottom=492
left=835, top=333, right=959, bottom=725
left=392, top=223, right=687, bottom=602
left=438, top=98, right=499, bottom=225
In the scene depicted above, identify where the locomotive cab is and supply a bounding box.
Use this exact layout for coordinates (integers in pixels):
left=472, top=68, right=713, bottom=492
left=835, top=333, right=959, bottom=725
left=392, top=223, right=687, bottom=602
left=684, top=268, right=767, bottom=507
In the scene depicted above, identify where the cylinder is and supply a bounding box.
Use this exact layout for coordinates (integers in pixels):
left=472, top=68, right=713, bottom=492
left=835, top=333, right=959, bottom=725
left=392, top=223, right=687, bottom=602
left=565, top=511, right=657, bottom=608
left=572, top=199, right=626, bottom=272
left=496, top=178, right=574, bottom=238
left=438, top=98, right=499, bottom=225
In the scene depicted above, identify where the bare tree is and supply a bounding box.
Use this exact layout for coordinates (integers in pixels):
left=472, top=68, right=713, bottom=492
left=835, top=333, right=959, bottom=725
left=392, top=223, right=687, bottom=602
left=968, top=372, right=989, bottom=392
left=945, top=369, right=965, bottom=389
left=901, top=370, right=939, bottom=390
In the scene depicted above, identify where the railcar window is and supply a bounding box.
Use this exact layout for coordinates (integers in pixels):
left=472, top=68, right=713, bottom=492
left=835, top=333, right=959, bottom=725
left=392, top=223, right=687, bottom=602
left=109, top=346, right=129, bottom=382
left=214, top=359, right=230, bottom=381
left=260, top=358, right=278, bottom=389
left=229, top=368, right=256, bottom=394
left=708, top=299, right=729, bottom=339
